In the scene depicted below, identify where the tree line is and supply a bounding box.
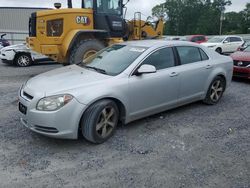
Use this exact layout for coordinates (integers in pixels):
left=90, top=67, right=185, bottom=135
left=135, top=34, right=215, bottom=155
left=152, top=0, right=250, bottom=35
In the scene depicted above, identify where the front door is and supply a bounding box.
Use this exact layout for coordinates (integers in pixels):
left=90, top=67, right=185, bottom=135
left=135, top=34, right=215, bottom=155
left=127, top=47, right=180, bottom=121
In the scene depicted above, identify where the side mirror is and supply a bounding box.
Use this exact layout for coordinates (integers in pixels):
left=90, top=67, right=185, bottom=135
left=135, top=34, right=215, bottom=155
left=136, top=64, right=156, bottom=75
left=223, top=40, right=229, bottom=43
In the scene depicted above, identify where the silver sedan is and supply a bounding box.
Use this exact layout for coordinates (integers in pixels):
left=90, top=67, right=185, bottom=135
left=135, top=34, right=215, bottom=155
left=18, top=40, right=233, bottom=143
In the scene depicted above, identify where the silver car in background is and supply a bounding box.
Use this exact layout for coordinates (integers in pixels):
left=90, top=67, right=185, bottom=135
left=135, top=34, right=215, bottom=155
left=18, top=40, right=233, bottom=144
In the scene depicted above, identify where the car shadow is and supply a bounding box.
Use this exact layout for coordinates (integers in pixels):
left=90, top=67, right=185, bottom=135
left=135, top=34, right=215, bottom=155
left=232, top=77, right=250, bottom=84
left=33, top=61, right=60, bottom=66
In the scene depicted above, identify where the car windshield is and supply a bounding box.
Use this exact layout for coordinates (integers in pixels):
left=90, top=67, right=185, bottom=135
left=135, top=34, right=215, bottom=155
left=207, top=37, right=224, bottom=43
left=78, top=44, right=147, bottom=76
left=244, top=46, right=250, bottom=52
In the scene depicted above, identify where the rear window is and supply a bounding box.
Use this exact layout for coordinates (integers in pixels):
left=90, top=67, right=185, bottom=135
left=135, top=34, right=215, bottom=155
left=199, top=49, right=209, bottom=60
left=176, top=46, right=201, bottom=65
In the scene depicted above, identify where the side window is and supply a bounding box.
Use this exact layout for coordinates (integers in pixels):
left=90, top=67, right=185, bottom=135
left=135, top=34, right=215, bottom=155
left=176, top=46, right=202, bottom=65
left=97, top=0, right=121, bottom=15
left=141, top=48, right=175, bottom=70
left=230, top=37, right=242, bottom=42
left=84, top=0, right=93, bottom=8
left=191, top=37, right=198, bottom=42
left=225, top=37, right=231, bottom=43
left=199, top=36, right=205, bottom=41
left=199, top=49, right=209, bottom=61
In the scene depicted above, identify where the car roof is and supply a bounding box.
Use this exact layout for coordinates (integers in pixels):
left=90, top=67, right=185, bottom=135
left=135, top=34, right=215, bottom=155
left=212, top=35, right=242, bottom=38
left=121, top=40, right=200, bottom=48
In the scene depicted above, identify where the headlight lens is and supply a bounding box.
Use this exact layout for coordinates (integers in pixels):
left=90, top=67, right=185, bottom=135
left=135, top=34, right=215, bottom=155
left=47, top=19, right=63, bottom=37
left=36, top=94, right=73, bottom=111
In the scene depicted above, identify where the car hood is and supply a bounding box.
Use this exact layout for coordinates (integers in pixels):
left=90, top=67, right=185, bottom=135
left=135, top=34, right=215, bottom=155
left=230, top=51, right=250, bottom=61
left=1, top=44, right=28, bottom=51
left=201, top=42, right=220, bottom=47
left=24, top=65, right=112, bottom=96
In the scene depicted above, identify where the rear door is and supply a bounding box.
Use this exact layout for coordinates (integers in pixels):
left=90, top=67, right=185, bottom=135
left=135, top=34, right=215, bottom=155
left=222, top=37, right=232, bottom=53
left=229, top=37, right=244, bottom=52
left=175, top=46, right=211, bottom=102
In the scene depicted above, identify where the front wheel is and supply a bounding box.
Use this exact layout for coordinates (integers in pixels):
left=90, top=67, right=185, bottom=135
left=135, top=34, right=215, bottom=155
left=14, top=53, right=32, bottom=67
left=215, top=48, right=222, bottom=54
left=203, top=76, right=226, bottom=105
left=81, top=100, right=119, bottom=144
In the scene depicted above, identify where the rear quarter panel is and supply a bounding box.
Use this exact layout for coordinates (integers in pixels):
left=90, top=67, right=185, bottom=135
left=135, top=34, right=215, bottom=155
left=203, top=48, right=233, bottom=96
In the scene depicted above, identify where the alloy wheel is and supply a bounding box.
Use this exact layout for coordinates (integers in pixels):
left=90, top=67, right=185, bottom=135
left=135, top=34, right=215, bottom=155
left=210, top=80, right=223, bottom=102
left=18, top=55, right=30, bottom=67
left=96, top=106, right=117, bottom=138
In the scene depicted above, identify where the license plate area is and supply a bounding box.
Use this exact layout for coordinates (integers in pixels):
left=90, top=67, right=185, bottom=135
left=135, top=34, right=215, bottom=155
left=19, top=102, right=27, bottom=115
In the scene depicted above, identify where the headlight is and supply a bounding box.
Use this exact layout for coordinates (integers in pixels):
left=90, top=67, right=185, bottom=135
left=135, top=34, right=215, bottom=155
left=36, top=94, right=73, bottom=111
left=47, top=19, right=63, bottom=37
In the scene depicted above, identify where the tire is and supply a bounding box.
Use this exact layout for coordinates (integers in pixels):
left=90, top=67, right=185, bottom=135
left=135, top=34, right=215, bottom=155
left=14, top=53, right=32, bottom=67
left=81, top=100, right=119, bottom=144
left=203, top=76, right=226, bottom=105
left=215, top=48, right=222, bottom=54
left=69, top=39, right=104, bottom=65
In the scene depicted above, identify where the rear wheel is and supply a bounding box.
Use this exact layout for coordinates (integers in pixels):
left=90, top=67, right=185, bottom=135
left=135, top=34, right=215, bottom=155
left=14, top=53, right=32, bottom=67
left=81, top=100, right=119, bottom=144
left=203, top=76, right=226, bottom=105
left=69, top=39, right=104, bottom=65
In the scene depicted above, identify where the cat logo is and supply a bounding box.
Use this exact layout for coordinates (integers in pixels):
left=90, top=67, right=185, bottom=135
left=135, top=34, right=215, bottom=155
left=76, top=16, right=90, bottom=25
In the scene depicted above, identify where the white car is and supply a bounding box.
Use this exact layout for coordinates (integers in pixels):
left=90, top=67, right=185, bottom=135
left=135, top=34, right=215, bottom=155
left=0, top=44, right=51, bottom=67
left=202, top=35, right=244, bottom=54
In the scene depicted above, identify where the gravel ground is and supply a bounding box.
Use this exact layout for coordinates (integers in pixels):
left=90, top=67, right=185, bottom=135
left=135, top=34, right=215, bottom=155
left=0, top=60, right=249, bottom=188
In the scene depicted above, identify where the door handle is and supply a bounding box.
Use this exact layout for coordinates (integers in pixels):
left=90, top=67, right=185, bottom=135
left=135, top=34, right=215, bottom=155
left=206, top=65, right=213, bottom=69
left=169, top=72, right=179, bottom=77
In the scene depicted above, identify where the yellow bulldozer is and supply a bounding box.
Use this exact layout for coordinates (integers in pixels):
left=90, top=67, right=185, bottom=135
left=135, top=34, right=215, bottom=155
left=27, top=0, right=164, bottom=65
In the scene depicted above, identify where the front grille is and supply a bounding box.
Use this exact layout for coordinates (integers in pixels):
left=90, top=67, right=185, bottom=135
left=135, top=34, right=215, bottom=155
left=34, top=125, right=59, bottom=133
left=234, top=60, right=250, bottom=67
left=29, top=12, right=37, bottom=37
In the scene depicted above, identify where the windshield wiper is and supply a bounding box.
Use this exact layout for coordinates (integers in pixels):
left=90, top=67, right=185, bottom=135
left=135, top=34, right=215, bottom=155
left=82, top=65, right=107, bottom=75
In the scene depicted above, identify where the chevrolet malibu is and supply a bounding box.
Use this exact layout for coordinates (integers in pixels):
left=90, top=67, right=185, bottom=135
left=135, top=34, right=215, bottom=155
left=18, top=40, right=233, bottom=144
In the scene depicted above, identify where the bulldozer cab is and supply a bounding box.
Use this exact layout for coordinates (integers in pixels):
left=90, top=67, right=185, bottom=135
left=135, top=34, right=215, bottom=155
left=93, top=0, right=124, bottom=38
left=75, top=0, right=124, bottom=38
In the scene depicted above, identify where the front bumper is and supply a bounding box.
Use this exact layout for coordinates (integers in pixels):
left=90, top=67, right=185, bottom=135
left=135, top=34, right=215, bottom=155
left=1, top=59, right=13, bottom=64
left=18, top=90, right=87, bottom=139
left=233, top=66, right=250, bottom=79
left=0, top=50, right=15, bottom=61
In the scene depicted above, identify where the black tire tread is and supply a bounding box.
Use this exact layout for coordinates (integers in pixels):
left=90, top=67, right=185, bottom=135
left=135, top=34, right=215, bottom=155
left=81, top=99, right=118, bottom=144
left=14, top=53, right=32, bottom=67
left=69, top=39, right=104, bottom=65
left=203, top=76, right=226, bottom=105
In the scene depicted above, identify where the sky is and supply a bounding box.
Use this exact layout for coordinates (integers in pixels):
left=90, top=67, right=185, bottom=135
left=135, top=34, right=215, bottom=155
left=0, top=0, right=248, bottom=19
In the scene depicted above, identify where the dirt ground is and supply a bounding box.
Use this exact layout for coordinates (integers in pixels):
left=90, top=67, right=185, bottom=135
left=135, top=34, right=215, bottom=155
left=0, top=60, right=249, bottom=188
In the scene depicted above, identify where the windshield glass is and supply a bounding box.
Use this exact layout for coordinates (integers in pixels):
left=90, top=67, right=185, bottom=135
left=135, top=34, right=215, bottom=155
left=244, top=46, right=250, bottom=52
left=208, top=37, right=224, bottom=43
left=79, top=44, right=147, bottom=76
left=97, top=0, right=122, bottom=15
